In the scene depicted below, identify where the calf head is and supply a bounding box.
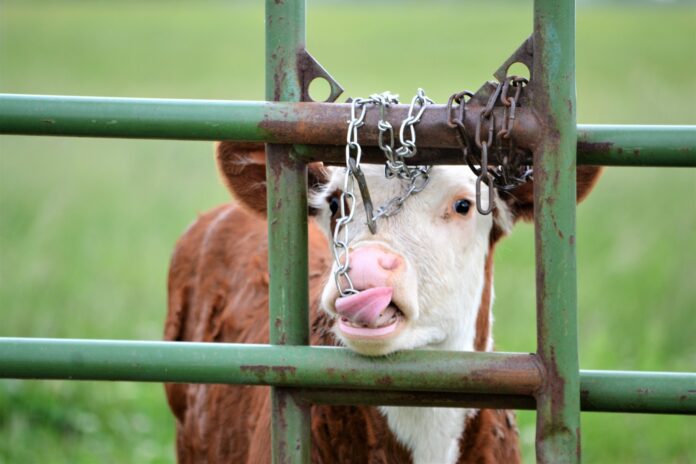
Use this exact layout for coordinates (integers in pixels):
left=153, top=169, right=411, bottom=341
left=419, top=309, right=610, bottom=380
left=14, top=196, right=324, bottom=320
left=217, top=141, right=601, bottom=356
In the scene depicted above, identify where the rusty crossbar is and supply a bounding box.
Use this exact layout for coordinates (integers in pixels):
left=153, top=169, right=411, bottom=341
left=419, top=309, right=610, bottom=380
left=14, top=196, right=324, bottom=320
left=1, top=338, right=693, bottom=415
left=0, top=0, right=695, bottom=463
left=1, top=95, right=695, bottom=167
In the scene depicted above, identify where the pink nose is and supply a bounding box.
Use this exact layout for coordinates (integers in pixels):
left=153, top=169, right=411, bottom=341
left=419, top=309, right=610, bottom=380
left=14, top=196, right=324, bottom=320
left=347, top=246, right=403, bottom=290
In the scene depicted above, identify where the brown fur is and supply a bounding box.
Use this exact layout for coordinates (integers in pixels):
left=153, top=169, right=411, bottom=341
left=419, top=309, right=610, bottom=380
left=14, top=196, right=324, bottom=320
left=474, top=248, right=495, bottom=352
left=165, top=143, right=601, bottom=463
left=165, top=203, right=521, bottom=463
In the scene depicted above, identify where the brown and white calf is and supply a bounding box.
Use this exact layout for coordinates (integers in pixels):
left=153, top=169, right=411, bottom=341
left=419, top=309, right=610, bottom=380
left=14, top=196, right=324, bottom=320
left=165, top=142, right=600, bottom=463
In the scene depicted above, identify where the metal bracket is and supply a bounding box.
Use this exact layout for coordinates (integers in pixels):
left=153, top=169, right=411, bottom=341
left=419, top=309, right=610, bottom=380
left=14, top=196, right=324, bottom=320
left=471, top=36, right=534, bottom=108
left=297, top=50, right=344, bottom=103
left=493, top=35, right=534, bottom=83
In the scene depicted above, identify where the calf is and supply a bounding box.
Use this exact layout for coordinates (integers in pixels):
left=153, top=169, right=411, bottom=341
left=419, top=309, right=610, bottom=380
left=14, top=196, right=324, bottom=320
left=165, top=141, right=600, bottom=463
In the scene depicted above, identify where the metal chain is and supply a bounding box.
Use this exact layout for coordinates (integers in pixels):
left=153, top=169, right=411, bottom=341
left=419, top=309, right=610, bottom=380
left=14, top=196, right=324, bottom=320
left=497, top=76, right=533, bottom=191
left=395, top=89, right=434, bottom=160
left=332, top=97, right=369, bottom=296
left=447, top=76, right=533, bottom=215
left=331, top=90, right=433, bottom=296
left=374, top=88, right=433, bottom=220
left=333, top=80, right=533, bottom=293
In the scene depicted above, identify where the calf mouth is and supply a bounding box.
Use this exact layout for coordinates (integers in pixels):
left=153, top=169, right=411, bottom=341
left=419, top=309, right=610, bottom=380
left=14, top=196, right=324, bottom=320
left=337, top=303, right=407, bottom=340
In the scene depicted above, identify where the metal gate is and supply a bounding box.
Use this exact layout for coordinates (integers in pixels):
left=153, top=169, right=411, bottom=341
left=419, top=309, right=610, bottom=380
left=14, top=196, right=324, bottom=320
left=0, top=1, right=694, bottom=462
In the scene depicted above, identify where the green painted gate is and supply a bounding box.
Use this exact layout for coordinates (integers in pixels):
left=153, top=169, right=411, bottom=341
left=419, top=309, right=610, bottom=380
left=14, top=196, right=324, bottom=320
left=0, top=1, right=694, bottom=463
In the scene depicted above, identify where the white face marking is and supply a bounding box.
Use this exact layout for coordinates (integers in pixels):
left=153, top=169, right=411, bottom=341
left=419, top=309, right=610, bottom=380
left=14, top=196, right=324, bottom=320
left=311, top=165, right=514, bottom=464
left=312, top=165, right=510, bottom=356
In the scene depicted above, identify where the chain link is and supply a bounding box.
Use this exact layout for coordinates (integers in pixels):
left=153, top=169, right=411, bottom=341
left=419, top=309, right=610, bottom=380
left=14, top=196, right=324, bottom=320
left=332, top=97, right=370, bottom=296
left=447, top=75, right=533, bottom=215
left=332, top=90, right=433, bottom=296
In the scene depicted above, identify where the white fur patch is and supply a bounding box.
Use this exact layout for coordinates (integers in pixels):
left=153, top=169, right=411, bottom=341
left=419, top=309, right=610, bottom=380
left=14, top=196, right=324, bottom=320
left=380, top=406, right=472, bottom=464
left=313, top=165, right=500, bottom=463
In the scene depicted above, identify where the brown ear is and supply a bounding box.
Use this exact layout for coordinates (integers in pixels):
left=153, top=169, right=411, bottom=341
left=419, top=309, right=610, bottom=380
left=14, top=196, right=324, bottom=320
left=499, top=166, right=602, bottom=223
left=216, top=142, right=268, bottom=215
left=216, top=141, right=329, bottom=216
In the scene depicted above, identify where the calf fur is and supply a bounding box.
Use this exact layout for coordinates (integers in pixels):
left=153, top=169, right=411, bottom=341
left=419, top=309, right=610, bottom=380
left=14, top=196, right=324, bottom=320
left=165, top=142, right=600, bottom=463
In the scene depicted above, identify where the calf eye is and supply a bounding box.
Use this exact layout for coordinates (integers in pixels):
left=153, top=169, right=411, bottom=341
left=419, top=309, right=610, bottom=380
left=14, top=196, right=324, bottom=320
left=454, top=199, right=471, bottom=215
left=329, top=197, right=340, bottom=216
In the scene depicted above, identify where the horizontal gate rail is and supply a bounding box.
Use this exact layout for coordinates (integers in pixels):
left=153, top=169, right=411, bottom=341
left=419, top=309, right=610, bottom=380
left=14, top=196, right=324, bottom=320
left=1, top=94, right=694, bottom=167
left=577, top=125, right=696, bottom=167
left=0, top=338, right=693, bottom=415
left=0, top=338, right=542, bottom=395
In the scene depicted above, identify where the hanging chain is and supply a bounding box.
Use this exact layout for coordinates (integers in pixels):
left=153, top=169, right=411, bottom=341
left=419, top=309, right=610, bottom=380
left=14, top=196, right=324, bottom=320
left=332, top=89, right=433, bottom=296
left=332, top=80, right=533, bottom=294
left=373, top=89, right=433, bottom=221
left=447, top=75, right=533, bottom=215
left=497, top=76, right=533, bottom=190
left=332, top=97, right=369, bottom=296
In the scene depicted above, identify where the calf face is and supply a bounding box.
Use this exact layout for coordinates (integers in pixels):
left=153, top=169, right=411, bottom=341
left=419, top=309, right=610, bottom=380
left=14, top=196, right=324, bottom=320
left=217, top=142, right=601, bottom=358
left=313, top=165, right=503, bottom=356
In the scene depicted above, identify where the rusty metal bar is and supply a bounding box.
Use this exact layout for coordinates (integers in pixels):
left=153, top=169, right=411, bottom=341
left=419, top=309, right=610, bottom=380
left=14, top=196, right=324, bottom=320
left=579, top=370, right=696, bottom=415
left=1, top=338, right=694, bottom=414
left=532, top=0, right=581, bottom=462
left=577, top=124, right=696, bottom=167
left=265, top=0, right=311, bottom=461
left=297, top=389, right=538, bottom=410
left=302, top=370, right=696, bottom=414
left=2, top=94, right=695, bottom=166
left=0, top=94, right=538, bottom=148
left=0, top=339, right=542, bottom=395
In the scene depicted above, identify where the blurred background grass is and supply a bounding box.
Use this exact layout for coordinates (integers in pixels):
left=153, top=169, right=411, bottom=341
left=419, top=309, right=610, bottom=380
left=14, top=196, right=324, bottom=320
left=0, top=0, right=694, bottom=462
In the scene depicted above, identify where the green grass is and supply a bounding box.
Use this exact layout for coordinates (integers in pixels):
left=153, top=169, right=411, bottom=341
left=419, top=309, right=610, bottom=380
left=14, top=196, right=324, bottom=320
left=1, top=1, right=694, bottom=462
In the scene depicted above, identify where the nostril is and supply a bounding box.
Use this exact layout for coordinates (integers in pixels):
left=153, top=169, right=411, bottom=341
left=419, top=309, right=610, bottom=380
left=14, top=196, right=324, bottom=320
left=378, top=254, right=400, bottom=271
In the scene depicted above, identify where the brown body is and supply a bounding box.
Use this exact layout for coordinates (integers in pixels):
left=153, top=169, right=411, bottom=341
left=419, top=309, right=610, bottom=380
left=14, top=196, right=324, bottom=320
left=165, top=203, right=521, bottom=463
left=164, top=142, right=601, bottom=463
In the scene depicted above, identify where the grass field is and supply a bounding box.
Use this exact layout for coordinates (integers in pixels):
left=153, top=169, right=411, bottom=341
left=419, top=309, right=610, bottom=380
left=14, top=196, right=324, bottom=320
left=1, top=1, right=695, bottom=463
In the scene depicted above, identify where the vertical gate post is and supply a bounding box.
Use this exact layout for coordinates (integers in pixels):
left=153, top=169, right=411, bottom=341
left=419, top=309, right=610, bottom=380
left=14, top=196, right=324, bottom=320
left=532, top=0, right=581, bottom=462
left=265, top=0, right=312, bottom=463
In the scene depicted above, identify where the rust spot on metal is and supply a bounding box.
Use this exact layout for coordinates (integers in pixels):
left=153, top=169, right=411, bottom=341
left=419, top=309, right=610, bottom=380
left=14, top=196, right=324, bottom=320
left=241, top=364, right=270, bottom=379
left=272, top=365, right=297, bottom=382
left=272, top=390, right=289, bottom=462
left=241, top=364, right=297, bottom=382
left=272, top=56, right=286, bottom=102
left=545, top=348, right=567, bottom=424
left=257, top=103, right=541, bottom=165
left=576, top=141, right=613, bottom=156
left=552, top=218, right=565, bottom=240
left=273, top=316, right=287, bottom=345
left=376, top=376, right=393, bottom=386
left=569, top=235, right=575, bottom=246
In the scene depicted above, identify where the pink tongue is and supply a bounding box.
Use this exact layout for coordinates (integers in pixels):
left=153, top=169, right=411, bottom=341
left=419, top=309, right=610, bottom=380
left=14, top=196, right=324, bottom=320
left=335, top=287, right=393, bottom=326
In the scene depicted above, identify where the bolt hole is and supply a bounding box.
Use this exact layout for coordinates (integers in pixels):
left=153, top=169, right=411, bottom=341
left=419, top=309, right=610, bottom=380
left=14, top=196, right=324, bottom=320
left=308, top=77, right=331, bottom=102
left=506, top=62, right=530, bottom=80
